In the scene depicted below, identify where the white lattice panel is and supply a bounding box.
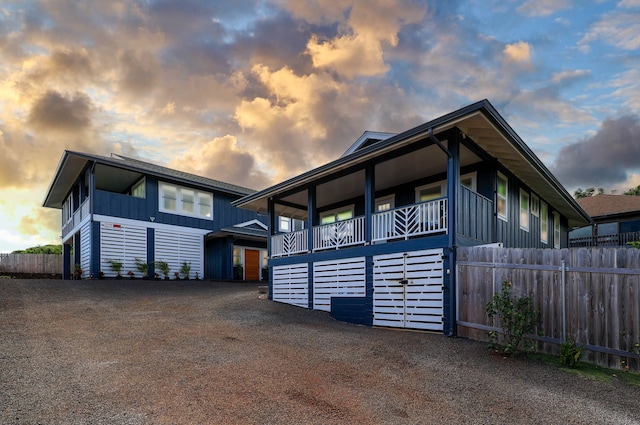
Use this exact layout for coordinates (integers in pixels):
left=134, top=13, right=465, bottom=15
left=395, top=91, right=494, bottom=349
left=100, top=222, right=147, bottom=277
left=313, top=257, right=366, bottom=312
left=155, top=230, right=203, bottom=278
left=80, top=221, right=91, bottom=278
left=272, top=263, right=309, bottom=308
left=373, top=249, right=444, bottom=330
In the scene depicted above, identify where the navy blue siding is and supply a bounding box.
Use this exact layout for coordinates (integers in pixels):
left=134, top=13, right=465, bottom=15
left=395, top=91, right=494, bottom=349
left=91, top=221, right=101, bottom=277
left=331, top=297, right=373, bottom=326
left=146, top=228, right=154, bottom=278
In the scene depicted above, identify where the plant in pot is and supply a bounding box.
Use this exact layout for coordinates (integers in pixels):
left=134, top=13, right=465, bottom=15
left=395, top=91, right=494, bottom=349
left=180, top=261, right=191, bottom=280
left=135, top=258, right=149, bottom=279
left=156, top=261, right=170, bottom=280
left=174, top=271, right=180, bottom=281
left=73, top=263, right=83, bottom=280
left=127, top=270, right=135, bottom=279
left=107, top=260, right=123, bottom=279
left=233, top=264, right=243, bottom=280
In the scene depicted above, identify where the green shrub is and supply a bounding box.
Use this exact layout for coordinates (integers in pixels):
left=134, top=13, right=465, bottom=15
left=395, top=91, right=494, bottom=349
left=560, top=338, right=582, bottom=368
left=486, top=280, right=539, bottom=355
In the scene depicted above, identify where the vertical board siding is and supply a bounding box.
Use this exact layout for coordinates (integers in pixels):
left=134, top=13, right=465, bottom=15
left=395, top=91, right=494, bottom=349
left=373, top=249, right=444, bottom=331
left=313, top=257, right=366, bottom=312
left=272, top=263, right=309, bottom=308
left=100, top=222, right=147, bottom=277
left=80, top=221, right=91, bottom=278
left=0, top=254, right=63, bottom=274
left=457, top=246, right=640, bottom=371
left=155, top=230, right=203, bottom=278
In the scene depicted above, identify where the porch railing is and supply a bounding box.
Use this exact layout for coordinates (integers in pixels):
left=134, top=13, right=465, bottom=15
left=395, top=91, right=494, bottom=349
left=569, top=231, right=640, bottom=248
left=313, top=216, right=366, bottom=251
left=271, top=229, right=308, bottom=257
left=62, top=198, right=90, bottom=238
left=372, top=198, right=447, bottom=242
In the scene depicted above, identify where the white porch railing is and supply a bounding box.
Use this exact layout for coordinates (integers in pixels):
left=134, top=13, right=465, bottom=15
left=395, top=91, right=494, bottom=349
left=372, top=198, right=447, bottom=242
left=313, top=216, right=366, bottom=251
left=271, top=229, right=308, bottom=257
left=62, top=198, right=90, bottom=238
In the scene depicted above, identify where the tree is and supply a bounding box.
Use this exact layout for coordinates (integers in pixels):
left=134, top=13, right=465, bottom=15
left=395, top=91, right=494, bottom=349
left=623, top=185, right=640, bottom=196
left=573, top=187, right=604, bottom=199
left=12, top=244, right=62, bottom=254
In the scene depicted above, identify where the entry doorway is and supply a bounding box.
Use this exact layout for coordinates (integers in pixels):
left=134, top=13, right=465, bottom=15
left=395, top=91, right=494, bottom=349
left=244, top=249, right=261, bottom=281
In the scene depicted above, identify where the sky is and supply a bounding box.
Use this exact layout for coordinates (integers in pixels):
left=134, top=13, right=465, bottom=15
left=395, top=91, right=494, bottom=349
left=1, top=0, right=639, bottom=253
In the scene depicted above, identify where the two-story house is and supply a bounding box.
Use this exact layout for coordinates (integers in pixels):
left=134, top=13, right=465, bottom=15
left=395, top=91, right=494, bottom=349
left=233, top=99, right=591, bottom=336
left=43, top=151, right=267, bottom=281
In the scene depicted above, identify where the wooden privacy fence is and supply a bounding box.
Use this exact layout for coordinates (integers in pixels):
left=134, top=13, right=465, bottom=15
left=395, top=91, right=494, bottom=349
left=457, top=247, right=640, bottom=371
left=0, top=254, right=63, bottom=275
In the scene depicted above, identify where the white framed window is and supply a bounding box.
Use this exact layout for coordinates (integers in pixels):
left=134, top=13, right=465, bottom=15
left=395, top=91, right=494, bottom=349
left=279, top=216, right=291, bottom=232
left=375, top=195, right=395, bottom=212
left=62, top=195, right=73, bottom=223
left=531, top=194, right=539, bottom=217
left=497, top=172, right=508, bottom=221
left=159, top=182, right=213, bottom=219
left=131, top=178, right=146, bottom=199
left=460, top=172, right=477, bottom=191
left=320, top=205, right=354, bottom=224
left=540, top=201, right=548, bottom=244
left=553, top=211, right=561, bottom=249
left=519, top=189, right=530, bottom=232
left=416, top=181, right=446, bottom=203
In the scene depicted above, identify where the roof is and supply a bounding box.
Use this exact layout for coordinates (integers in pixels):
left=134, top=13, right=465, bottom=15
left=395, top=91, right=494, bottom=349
left=43, top=150, right=256, bottom=209
left=577, top=194, right=640, bottom=219
left=233, top=99, right=591, bottom=228
left=206, top=219, right=268, bottom=242
left=341, top=131, right=397, bottom=157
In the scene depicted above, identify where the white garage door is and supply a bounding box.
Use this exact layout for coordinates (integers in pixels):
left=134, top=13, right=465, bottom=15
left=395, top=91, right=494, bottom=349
left=313, top=257, right=366, bottom=312
left=373, top=249, right=444, bottom=331
left=272, top=263, right=309, bottom=308
left=155, top=229, right=203, bottom=278
left=100, top=222, right=147, bottom=277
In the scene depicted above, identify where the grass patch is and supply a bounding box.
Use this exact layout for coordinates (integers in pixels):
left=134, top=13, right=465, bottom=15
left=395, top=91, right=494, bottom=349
left=529, top=353, right=640, bottom=387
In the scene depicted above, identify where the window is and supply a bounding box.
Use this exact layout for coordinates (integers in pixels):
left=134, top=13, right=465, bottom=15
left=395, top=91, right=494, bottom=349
left=320, top=206, right=354, bottom=224
left=131, top=178, right=146, bottom=199
left=497, top=172, right=508, bottom=221
left=62, top=195, right=73, bottom=223
left=416, top=181, right=446, bottom=203
left=375, top=195, right=395, bottom=212
left=460, top=172, right=477, bottom=191
left=531, top=194, right=539, bottom=217
left=553, top=212, right=561, bottom=249
left=233, top=247, right=242, bottom=267
left=519, top=189, right=530, bottom=231
left=540, top=201, right=548, bottom=244
left=159, top=182, right=213, bottom=219
left=279, top=217, right=291, bottom=232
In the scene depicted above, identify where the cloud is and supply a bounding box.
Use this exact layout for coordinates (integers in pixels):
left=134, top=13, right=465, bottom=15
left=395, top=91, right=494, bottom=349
left=578, top=11, right=640, bottom=52
left=550, top=115, right=640, bottom=187
left=517, top=0, right=572, bottom=17
left=503, top=41, right=532, bottom=63
left=168, top=135, right=269, bottom=190
left=551, top=69, right=590, bottom=84
left=27, top=90, right=94, bottom=131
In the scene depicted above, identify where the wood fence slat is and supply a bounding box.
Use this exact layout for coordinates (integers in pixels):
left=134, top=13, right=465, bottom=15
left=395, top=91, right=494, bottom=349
left=0, top=254, right=62, bottom=274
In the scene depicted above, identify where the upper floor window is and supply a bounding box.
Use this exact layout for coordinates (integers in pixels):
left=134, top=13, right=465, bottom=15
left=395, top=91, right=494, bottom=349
left=62, top=195, right=73, bottom=223
left=540, top=201, right=548, bottom=244
left=553, top=211, right=561, bottom=249
left=416, top=182, right=446, bottom=203
left=320, top=206, right=354, bottom=224
left=497, top=172, right=508, bottom=221
left=375, top=195, right=395, bottom=212
left=531, top=194, right=540, bottom=217
left=519, top=189, right=530, bottom=232
left=159, top=182, right=213, bottom=219
left=131, top=178, right=146, bottom=199
left=460, top=172, right=477, bottom=191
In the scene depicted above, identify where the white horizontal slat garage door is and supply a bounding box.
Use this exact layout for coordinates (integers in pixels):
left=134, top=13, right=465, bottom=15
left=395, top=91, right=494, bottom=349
left=100, top=222, right=147, bottom=278
left=313, top=257, right=366, bottom=312
left=272, top=263, right=309, bottom=308
left=155, top=229, right=203, bottom=278
left=373, top=249, right=444, bottom=331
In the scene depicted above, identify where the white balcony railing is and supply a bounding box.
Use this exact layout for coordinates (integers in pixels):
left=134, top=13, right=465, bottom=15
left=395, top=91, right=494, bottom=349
left=271, top=229, right=308, bottom=257
left=372, top=198, right=447, bottom=242
left=62, top=198, right=90, bottom=238
left=313, top=216, right=366, bottom=251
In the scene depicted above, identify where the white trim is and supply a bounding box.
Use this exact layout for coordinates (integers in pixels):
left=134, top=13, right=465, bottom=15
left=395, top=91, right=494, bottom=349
left=158, top=181, right=213, bottom=220
left=320, top=204, right=355, bottom=224
left=93, top=214, right=210, bottom=236
left=531, top=194, right=540, bottom=217
left=540, top=201, right=549, bottom=244
left=375, top=195, right=395, bottom=212
left=497, top=172, right=508, bottom=222
left=342, top=131, right=396, bottom=157
left=553, top=211, right=561, bottom=249
left=234, top=219, right=267, bottom=230
left=460, top=172, right=477, bottom=191
left=519, top=189, right=530, bottom=232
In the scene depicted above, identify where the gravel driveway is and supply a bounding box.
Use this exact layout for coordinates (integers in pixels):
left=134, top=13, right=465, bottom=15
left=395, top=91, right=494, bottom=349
left=1, top=279, right=639, bottom=424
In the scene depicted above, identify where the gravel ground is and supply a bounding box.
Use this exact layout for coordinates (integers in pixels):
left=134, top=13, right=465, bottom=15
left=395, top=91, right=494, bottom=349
left=1, top=279, right=639, bottom=425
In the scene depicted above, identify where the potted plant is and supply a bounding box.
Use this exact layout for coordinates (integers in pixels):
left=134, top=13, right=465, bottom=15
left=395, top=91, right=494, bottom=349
left=127, top=270, right=135, bottom=280
left=194, top=272, right=200, bottom=281
left=153, top=272, right=160, bottom=281
left=174, top=271, right=181, bottom=281
left=135, top=258, right=149, bottom=279
left=156, top=261, right=170, bottom=280
left=73, top=264, right=83, bottom=280
left=99, top=271, right=105, bottom=280
left=233, top=264, right=243, bottom=280
left=107, top=260, right=123, bottom=279
left=180, top=261, right=191, bottom=280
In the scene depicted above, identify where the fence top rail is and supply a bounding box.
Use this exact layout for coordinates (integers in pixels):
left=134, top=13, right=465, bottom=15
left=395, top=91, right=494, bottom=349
left=456, top=260, right=640, bottom=276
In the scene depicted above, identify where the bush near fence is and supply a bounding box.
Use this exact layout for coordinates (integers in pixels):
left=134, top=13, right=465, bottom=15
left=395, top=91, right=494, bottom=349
left=0, top=253, right=63, bottom=277
left=457, top=247, right=640, bottom=371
